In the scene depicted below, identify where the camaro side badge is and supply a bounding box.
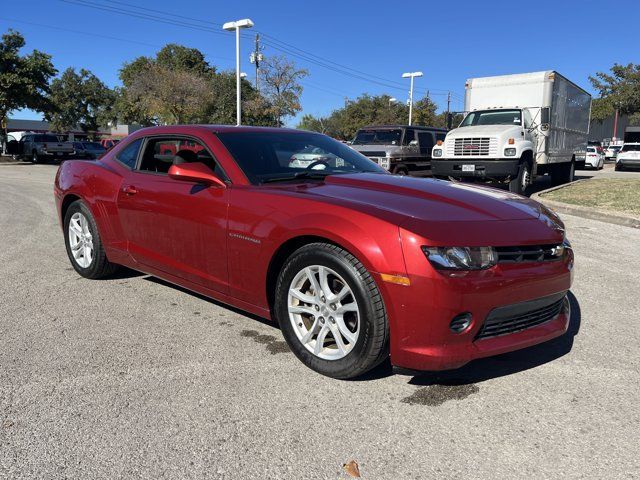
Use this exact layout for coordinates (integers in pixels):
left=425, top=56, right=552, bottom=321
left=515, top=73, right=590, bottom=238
left=229, top=232, right=261, bottom=244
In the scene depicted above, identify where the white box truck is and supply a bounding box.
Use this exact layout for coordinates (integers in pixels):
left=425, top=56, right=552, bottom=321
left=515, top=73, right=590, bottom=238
left=431, top=71, right=591, bottom=194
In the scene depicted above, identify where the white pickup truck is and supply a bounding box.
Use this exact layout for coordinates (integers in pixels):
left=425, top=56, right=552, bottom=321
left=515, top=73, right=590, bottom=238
left=431, top=71, right=591, bottom=194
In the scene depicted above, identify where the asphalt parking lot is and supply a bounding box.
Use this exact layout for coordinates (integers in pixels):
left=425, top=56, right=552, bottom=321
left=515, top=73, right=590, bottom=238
left=1, top=163, right=639, bottom=479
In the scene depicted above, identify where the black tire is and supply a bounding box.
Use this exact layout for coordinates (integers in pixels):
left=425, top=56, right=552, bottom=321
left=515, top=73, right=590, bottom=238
left=508, top=161, right=530, bottom=195
left=615, top=163, right=623, bottom=172
left=31, top=151, right=40, bottom=164
left=63, top=200, right=119, bottom=279
left=551, top=161, right=575, bottom=185
left=394, top=167, right=408, bottom=176
left=274, top=243, right=389, bottom=379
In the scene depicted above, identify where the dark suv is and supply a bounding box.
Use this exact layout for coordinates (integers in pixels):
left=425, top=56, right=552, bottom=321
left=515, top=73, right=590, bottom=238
left=350, top=125, right=447, bottom=176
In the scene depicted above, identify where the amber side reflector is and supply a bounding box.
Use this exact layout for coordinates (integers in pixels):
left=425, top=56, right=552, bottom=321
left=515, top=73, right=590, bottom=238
left=508, top=138, right=515, bottom=144
left=436, top=140, right=443, bottom=146
left=380, top=273, right=411, bottom=286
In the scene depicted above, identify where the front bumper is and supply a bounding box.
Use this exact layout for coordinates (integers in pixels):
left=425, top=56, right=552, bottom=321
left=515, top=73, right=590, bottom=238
left=381, top=230, right=574, bottom=372
left=432, top=159, right=519, bottom=179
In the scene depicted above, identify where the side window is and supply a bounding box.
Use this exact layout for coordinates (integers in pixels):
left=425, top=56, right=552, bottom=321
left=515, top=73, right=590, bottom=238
left=138, top=137, right=223, bottom=177
left=523, top=109, right=533, bottom=129
left=417, top=132, right=435, bottom=155
left=116, top=139, right=142, bottom=169
left=403, top=129, right=415, bottom=145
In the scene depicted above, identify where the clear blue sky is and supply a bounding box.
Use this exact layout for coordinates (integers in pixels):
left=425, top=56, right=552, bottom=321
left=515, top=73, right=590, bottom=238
left=2, top=0, right=638, bottom=126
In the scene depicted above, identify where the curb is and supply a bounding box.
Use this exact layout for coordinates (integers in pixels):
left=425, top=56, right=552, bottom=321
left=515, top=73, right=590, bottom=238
left=532, top=180, right=640, bottom=229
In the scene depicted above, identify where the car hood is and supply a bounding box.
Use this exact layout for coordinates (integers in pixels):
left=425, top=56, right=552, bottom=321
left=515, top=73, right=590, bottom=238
left=446, top=124, right=520, bottom=139
left=291, top=173, right=545, bottom=223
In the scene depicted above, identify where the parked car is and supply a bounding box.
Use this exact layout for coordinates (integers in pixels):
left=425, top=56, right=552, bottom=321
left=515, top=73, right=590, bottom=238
left=432, top=71, right=591, bottom=194
left=585, top=147, right=604, bottom=169
left=54, top=125, right=573, bottom=379
left=73, top=141, right=107, bottom=160
left=615, top=143, right=640, bottom=171
left=588, top=140, right=604, bottom=155
left=350, top=125, right=447, bottom=176
left=288, top=145, right=340, bottom=168
left=605, top=145, right=622, bottom=160
left=100, top=138, right=121, bottom=150
left=6, top=133, right=76, bottom=163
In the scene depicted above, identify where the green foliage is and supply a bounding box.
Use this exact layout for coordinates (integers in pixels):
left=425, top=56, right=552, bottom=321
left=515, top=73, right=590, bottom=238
left=297, top=94, right=453, bottom=140
left=0, top=29, right=56, bottom=123
left=46, top=68, right=115, bottom=135
left=590, top=63, right=640, bottom=121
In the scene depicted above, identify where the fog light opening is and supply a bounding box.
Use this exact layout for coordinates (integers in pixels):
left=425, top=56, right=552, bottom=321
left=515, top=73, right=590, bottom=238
left=450, top=312, right=472, bottom=333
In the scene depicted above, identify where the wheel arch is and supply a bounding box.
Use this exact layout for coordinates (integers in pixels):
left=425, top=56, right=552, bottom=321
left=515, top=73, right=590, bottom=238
left=61, top=193, right=83, bottom=221
left=265, top=235, right=356, bottom=313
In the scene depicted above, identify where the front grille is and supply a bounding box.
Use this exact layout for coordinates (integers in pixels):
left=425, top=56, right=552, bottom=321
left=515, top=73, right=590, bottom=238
left=361, top=151, right=387, bottom=158
left=496, top=244, right=563, bottom=263
left=476, top=293, right=567, bottom=340
left=452, top=137, right=493, bottom=156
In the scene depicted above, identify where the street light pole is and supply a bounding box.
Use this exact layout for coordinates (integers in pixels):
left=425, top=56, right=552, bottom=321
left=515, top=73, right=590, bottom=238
left=402, top=71, right=423, bottom=126
left=223, top=19, right=254, bottom=126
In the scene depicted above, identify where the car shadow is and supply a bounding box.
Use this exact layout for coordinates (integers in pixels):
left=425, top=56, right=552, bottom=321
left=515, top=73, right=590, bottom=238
left=143, top=275, right=275, bottom=328
left=354, top=291, right=581, bottom=384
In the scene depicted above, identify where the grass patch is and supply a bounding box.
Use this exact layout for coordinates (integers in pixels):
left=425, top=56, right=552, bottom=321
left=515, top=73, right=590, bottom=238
left=541, top=179, right=640, bottom=216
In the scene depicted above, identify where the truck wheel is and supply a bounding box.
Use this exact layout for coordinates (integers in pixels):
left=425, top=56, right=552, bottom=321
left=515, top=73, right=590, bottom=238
left=31, top=151, right=40, bottom=164
left=508, top=162, right=530, bottom=195
left=394, top=167, right=408, bottom=176
left=551, top=161, right=575, bottom=185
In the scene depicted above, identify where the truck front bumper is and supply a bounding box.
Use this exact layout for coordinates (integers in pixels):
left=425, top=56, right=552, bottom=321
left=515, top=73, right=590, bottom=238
left=431, top=159, right=519, bottom=179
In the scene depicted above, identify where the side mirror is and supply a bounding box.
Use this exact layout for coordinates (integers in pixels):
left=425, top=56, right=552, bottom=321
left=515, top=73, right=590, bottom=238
left=540, top=107, right=550, bottom=129
left=168, top=162, right=226, bottom=188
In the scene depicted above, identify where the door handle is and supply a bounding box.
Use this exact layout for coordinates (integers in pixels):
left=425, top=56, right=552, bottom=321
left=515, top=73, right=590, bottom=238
left=123, top=185, right=138, bottom=195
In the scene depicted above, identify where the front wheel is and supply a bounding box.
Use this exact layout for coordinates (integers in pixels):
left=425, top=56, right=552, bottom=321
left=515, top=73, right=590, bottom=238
left=31, top=151, right=40, bottom=164
left=508, top=162, right=530, bottom=195
left=274, top=243, right=389, bottom=379
left=64, top=200, right=119, bottom=279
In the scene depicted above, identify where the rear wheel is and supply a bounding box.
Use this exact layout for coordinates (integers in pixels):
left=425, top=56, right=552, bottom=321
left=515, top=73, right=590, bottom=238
left=274, top=243, right=389, bottom=379
left=31, top=151, right=40, bottom=164
left=64, top=200, right=119, bottom=279
left=551, top=161, right=575, bottom=185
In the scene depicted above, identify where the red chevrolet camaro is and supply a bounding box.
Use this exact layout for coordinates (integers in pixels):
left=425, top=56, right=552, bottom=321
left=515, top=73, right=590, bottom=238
left=54, top=125, right=574, bottom=379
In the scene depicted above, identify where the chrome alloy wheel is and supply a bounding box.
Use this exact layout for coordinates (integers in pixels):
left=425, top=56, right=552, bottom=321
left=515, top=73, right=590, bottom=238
left=68, top=212, right=94, bottom=268
left=288, top=265, right=360, bottom=360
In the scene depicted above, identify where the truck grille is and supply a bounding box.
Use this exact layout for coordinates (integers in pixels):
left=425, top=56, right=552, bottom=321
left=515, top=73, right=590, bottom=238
left=361, top=151, right=386, bottom=158
left=496, top=244, right=564, bottom=263
left=450, top=137, right=496, bottom=156
left=476, top=293, right=567, bottom=340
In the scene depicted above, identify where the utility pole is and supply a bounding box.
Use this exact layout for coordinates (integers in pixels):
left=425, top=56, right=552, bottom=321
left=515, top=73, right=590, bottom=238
left=446, top=91, right=451, bottom=117
left=249, top=33, right=263, bottom=93
left=613, top=106, right=619, bottom=141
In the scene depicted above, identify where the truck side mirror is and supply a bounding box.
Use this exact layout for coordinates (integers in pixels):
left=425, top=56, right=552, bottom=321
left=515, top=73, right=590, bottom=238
left=446, top=113, right=453, bottom=130
left=540, top=107, right=550, bottom=129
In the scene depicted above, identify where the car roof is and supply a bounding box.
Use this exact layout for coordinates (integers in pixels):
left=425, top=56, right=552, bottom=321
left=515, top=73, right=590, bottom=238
left=130, top=125, right=307, bottom=137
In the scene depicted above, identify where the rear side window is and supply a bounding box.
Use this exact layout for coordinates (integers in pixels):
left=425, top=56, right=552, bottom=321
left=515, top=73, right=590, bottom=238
left=403, top=129, right=415, bottom=145
left=116, top=139, right=142, bottom=169
left=417, top=132, right=435, bottom=154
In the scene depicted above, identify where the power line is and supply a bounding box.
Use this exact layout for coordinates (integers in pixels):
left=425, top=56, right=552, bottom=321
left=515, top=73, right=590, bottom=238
left=58, top=0, right=456, bottom=99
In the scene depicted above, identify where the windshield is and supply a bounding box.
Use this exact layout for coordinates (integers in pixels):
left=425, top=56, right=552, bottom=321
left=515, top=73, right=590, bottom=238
left=460, top=109, right=522, bottom=127
left=35, top=135, right=61, bottom=142
left=621, top=144, right=640, bottom=152
left=352, top=129, right=402, bottom=145
left=217, top=131, right=385, bottom=184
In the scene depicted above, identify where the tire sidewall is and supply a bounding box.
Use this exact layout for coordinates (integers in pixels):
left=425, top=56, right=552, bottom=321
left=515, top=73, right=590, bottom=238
left=63, top=201, right=102, bottom=278
left=275, top=245, right=386, bottom=379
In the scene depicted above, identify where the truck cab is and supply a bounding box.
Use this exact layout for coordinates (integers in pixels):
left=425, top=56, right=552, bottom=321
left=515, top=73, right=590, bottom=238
left=432, top=107, right=540, bottom=194
left=351, top=125, right=447, bottom=176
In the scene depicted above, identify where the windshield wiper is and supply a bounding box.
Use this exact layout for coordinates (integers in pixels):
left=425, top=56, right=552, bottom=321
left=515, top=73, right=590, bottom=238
left=261, top=171, right=334, bottom=184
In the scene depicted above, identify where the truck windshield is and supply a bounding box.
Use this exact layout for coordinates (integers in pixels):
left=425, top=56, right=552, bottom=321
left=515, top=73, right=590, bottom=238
left=352, top=129, right=402, bottom=145
left=460, top=110, right=522, bottom=127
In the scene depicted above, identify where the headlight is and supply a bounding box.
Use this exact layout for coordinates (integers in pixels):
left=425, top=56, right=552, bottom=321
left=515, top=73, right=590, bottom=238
left=433, top=148, right=443, bottom=157
left=422, top=246, right=497, bottom=270
left=504, top=148, right=517, bottom=156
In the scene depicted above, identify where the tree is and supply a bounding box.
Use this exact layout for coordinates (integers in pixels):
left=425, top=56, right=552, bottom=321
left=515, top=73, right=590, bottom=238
left=590, top=63, right=640, bottom=123
left=260, top=55, right=308, bottom=126
left=0, top=30, right=56, bottom=128
left=46, top=68, right=115, bottom=136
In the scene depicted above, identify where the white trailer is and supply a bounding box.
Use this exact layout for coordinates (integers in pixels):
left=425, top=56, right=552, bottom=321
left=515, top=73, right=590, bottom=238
left=431, top=71, right=591, bottom=194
